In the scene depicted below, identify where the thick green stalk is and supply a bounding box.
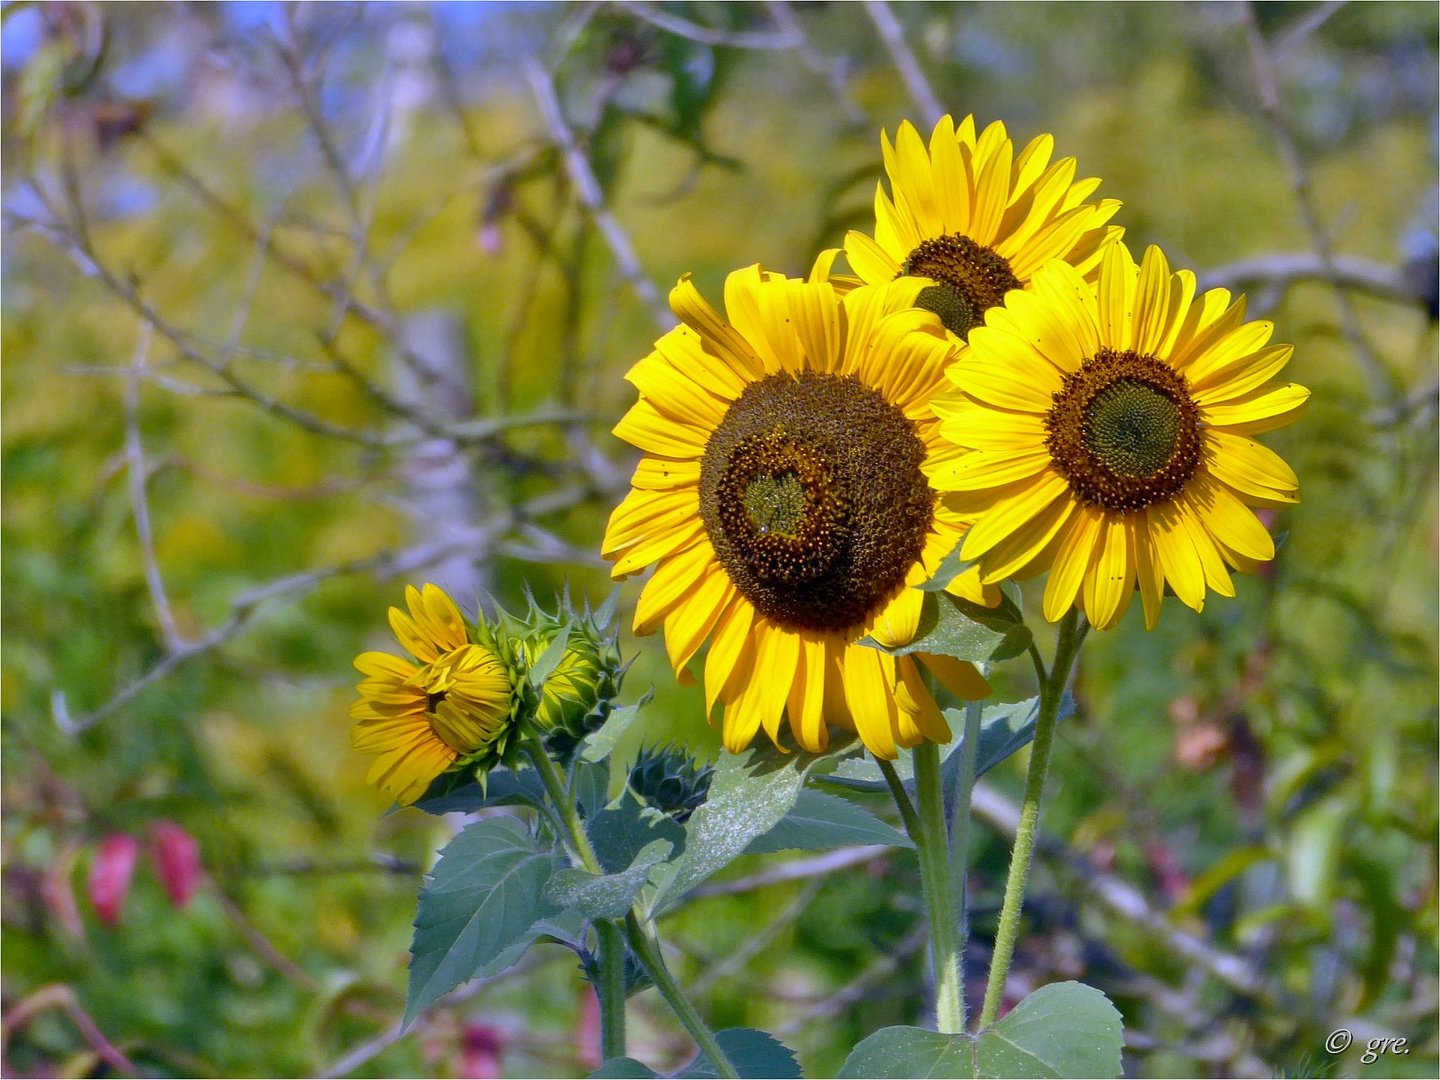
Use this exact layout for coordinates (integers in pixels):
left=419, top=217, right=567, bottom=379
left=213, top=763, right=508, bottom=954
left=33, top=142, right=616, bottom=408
left=912, top=740, right=965, bottom=1033
left=978, top=611, right=1087, bottom=1028
left=524, top=737, right=735, bottom=1076
left=946, top=693, right=986, bottom=1032
left=624, top=914, right=738, bottom=1079
left=523, top=739, right=626, bottom=1059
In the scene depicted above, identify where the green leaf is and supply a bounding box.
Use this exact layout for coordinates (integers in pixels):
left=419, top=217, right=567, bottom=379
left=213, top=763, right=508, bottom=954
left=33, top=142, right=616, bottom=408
left=918, top=545, right=975, bottom=591
left=822, top=697, right=1062, bottom=794
left=590, top=1058, right=657, bottom=1078
left=587, top=793, right=687, bottom=875
left=859, top=593, right=1030, bottom=663
left=1174, top=844, right=1275, bottom=918
left=408, top=766, right=545, bottom=816
left=544, top=839, right=674, bottom=919
left=650, top=742, right=851, bottom=911
left=838, top=1027, right=968, bottom=1078
left=475, top=911, right=586, bottom=979
left=582, top=700, right=646, bottom=766
left=528, top=622, right=572, bottom=687
left=405, top=816, right=559, bottom=1027
left=975, top=982, right=1123, bottom=1078
left=678, top=1028, right=803, bottom=1079
left=745, top=789, right=911, bottom=854
left=838, top=983, right=1122, bottom=1078
left=572, top=758, right=611, bottom=817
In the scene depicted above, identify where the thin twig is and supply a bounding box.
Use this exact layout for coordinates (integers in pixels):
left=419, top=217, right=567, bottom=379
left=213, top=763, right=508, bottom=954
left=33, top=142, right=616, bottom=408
left=864, top=0, right=943, bottom=129
left=968, top=780, right=1263, bottom=995
left=122, top=322, right=183, bottom=652
left=613, top=2, right=799, bottom=49
left=774, top=923, right=930, bottom=1036
left=523, top=57, right=672, bottom=330
left=1199, top=253, right=1417, bottom=305
left=1240, top=4, right=1400, bottom=406
left=1, top=984, right=136, bottom=1075
left=765, top=1, right=866, bottom=125
left=688, top=846, right=891, bottom=899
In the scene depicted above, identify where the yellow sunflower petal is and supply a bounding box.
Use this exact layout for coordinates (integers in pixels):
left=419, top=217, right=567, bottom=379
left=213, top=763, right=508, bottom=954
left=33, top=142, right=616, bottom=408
left=895, top=655, right=953, bottom=744
left=671, top=272, right=765, bottom=377
left=1043, top=505, right=1104, bottom=623
left=1082, top=513, right=1135, bottom=630
left=843, top=645, right=899, bottom=759
left=786, top=634, right=830, bottom=753
left=1200, top=382, right=1310, bottom=435
left=960, top=473, right=1071, bottom=560
left=663, top=571, right=734, bottom=676
left=1204, top=431, right=1300, bottom=504
left=634, top=537, right=716, bottom=635
left=845, top=228, right=903, bottom=285
left=1147, top=500, right=1206, bottom=612
left=614, top=399, right=711, bottom=458
left=705, top=597, right=755, bottom=714
left=917, top=653, right=991, bottom=701
left=870, top=587, right=925, bottom=648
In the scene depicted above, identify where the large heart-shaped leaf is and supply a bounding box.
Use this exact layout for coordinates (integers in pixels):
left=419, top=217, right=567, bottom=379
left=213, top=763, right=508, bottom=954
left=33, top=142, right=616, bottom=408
left=405, top=816, right=558, bottom=1026
left=837, top=982, right=1123, bottom=1078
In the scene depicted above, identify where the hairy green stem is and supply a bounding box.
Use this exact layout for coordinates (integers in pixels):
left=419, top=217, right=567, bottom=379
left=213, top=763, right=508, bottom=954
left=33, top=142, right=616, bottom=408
left=946, top=692, right=986, bottom=1031
left=523, top=738, right=627, bottom=1059
left=911, top=740, right=965, bottom=1033
left=978, top=611, right=1088, bottom=1028
left=624, top=914, right=738, bottom=1078
left=524, top=736, right=734, bottom=1075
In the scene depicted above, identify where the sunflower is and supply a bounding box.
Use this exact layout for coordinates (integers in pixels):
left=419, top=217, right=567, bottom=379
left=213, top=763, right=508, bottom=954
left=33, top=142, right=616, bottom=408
left=602, top=266, right=994, bottom=759
left=843, top=114, right=1123, bottom=342
left=350, top=584, right=517, bottom=804
left=931, top=243, right=1308, bottom=630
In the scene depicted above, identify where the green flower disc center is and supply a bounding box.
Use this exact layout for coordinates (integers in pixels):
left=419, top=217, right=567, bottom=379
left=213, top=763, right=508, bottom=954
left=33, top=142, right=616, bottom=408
left=1044, top=348, right=1203, bottom=512
left=743, top=472, right=808, bottom=537
left=1084, top=380, right=1183, bottom=477
left=901, top=234, right=1022, bottom=339
left=699, top=372, right=934, bottom=632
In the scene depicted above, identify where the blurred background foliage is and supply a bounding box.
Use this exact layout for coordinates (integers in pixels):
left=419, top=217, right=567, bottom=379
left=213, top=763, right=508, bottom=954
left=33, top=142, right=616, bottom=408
left=2, top=2, right=1436, bottom=1077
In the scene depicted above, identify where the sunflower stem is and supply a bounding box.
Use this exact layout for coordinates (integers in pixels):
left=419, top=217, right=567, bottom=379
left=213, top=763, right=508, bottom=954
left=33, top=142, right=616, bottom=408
left=524, top=736, right=734, bottom=1076
left=624, top=913, right=739, bottom=1079
left=914, top=740, right=965, bottom=1033
left=978, top=610, right=1088, bottom=1029
left=523, top=737, right=628, bottom=1061
left=877, top=757, right=922, bottom=839
left=946, top=691, right=987, bottom=1032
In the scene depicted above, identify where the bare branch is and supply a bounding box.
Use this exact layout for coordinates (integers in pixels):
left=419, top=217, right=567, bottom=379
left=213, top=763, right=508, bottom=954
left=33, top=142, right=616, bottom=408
left=122, top=322, right=183, bottom=652
left=864, top=0, right=943, bottom=129
left=969, top=780, right=1263, bottom=996
left=688, top=845, right=892, bottom=899
left=523, top=56, right=672, bottom=331
left=1199, top=253, right=1418, bottom=305
left=1240, top=4, right=1401, bottom=406
left=613, top=2, right=800, bottom=50
left=765, top=1, right=867, bottom=125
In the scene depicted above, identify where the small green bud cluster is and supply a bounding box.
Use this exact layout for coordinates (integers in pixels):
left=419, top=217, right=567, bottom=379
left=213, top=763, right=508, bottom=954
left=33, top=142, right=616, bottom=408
left=627, top=745, right=714, bottom=823
left=504, top=591, right=627, bottom=765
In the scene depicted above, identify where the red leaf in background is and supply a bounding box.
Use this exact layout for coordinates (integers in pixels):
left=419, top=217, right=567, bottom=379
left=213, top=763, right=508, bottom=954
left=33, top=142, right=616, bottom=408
left=459, top=1023, right=504, bottom=1079
left=149, top=821, right=202, bottom=908
left=87, top=834, right=140, bottom=927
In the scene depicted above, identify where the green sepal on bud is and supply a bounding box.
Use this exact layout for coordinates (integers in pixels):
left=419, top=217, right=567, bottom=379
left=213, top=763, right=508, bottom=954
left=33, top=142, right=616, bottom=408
left=502, top=589, right=627, bottom=766
left=627, top=745, right=714, bottom=823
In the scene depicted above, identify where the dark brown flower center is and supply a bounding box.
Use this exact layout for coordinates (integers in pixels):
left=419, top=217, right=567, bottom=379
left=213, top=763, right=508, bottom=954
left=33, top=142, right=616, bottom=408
left=901, top=234, right=1021, bottom=340
left=699, top=372, right=934, bottom=632
left=1044, top=348, right=1203, bottom=511
left=425, top=689, right=448, bottom=713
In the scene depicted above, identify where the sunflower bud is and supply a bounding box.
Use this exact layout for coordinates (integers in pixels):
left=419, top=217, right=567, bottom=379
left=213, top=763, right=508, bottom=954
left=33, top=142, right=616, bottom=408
left=507, top=594, right=625, bottom=764
left=351, top=584, right=530, bottom=805
left=627, top=745, right=714, bottom=823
